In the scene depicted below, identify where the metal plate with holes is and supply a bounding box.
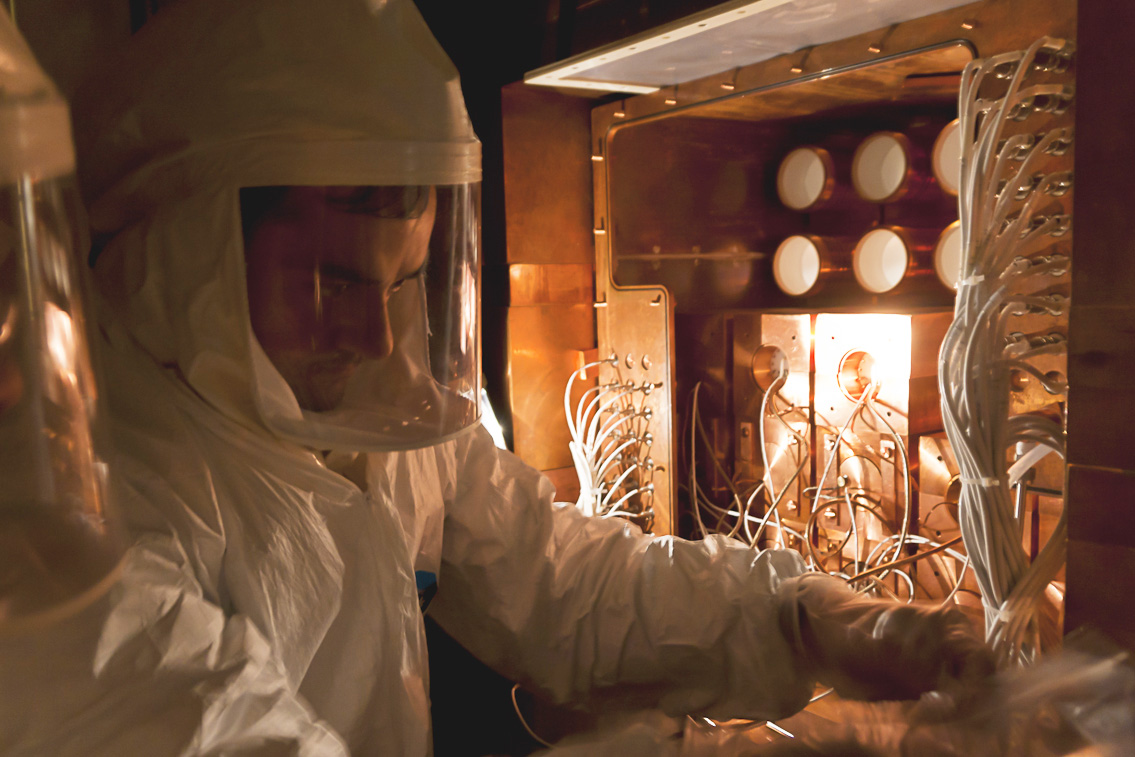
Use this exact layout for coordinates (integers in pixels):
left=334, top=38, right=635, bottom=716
left=595, top=284, right=674, bottom=535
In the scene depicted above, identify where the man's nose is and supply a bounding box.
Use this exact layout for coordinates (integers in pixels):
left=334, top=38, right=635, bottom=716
left=334, top=296, right=394, bottom=360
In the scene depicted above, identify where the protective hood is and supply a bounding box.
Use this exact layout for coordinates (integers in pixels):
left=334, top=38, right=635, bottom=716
left=0, top=7, right=74, bottom=184
left=71, top=0, right=482, bottom=452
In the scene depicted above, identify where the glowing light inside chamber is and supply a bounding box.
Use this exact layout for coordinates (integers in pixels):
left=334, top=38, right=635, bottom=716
left=817, top=313, right=912, bottom=394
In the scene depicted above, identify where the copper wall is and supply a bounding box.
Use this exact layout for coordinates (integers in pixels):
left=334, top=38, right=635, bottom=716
left=1066, top=0, right=1135, bottom=651
left=502, top=83, right=596, bottom=502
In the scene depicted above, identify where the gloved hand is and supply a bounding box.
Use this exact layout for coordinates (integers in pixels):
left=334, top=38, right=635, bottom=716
left=776, top=573, right=994, bottom=701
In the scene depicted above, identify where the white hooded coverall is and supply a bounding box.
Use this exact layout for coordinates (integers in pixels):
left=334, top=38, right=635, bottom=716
left=0, top=1, right=818, bottom=754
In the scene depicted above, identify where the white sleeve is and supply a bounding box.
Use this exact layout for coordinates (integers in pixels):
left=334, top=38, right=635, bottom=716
left=428, top=427, right=815, bottom=722
left=0, top=532, right=348, bottom=757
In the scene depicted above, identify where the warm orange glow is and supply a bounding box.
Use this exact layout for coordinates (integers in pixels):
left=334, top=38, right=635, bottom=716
left=816, top=313, right=912, bottom=391
left=0, top=303, right=15, bottom=344
left=44, top=303, right=78, bottom=381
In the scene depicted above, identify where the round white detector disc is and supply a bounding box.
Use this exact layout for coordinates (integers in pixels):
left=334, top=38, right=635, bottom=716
left=853, top=133, right=909, bottom=202
left=932, top=119, right=962, bottom=196
left=854, top=228, right=909, bottom=293
left=774, top=235, right=822, bottom=296
left=777, top=147, right=828, bottom=210
left=934, top=221, right=963, bottom=290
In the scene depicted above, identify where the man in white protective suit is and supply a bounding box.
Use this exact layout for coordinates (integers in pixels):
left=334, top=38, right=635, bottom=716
left=0, top=0, right=991, bottom=755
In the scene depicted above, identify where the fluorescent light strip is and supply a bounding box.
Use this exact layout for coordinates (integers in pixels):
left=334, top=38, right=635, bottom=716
left=525, top=0, right=794, bottom=94
left=523, top=76, right=659, bottom=94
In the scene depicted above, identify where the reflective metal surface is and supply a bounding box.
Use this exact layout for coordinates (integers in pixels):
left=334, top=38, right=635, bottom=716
left=814, top=311, right=951, bottom=436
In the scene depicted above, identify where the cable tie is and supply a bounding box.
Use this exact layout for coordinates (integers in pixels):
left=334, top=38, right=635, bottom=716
left=960, top=274, right=985, bottom=287
left=962, top=476, right=1003, bottom=487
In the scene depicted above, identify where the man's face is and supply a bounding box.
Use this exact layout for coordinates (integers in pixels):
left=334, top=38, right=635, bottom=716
left=243, top=186, right=436, bottom=412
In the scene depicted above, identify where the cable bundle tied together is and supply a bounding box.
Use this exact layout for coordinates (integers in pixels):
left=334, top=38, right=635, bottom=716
left=938, top=36, right=1074, bottom=665
left=565, top=356, right=656, bottom=523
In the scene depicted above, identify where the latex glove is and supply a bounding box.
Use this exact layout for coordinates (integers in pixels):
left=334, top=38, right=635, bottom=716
left=776, top=573, right=994, bottom=701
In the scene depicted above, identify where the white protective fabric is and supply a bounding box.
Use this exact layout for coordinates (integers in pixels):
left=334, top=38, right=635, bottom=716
left=0, top=0, right=824, bottom=754
left=0, top=6, right=75, bottom=183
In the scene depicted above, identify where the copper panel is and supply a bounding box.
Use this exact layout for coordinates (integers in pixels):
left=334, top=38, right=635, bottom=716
left=592, top=94, right=676, bottom=534
left=674, top=314, right=733, bottom=502
left=920, top=433, right=962, bottom=545
left=1067, top=305, right=1135, bottom=472
left=733, top=314, right=813, bottom=523
left=592, top=228, right=675, bottom=535
left=1065, top=0, right=1135, bottom=648
left=593, top=292, right=674, bottom=536
left=502, top=84, right=598, bottom=481
left=813, top=311, right=951, bottom=436
left=1008, top=313, right=1068, bottom=418
left=502, top=82, right=594, bottom=266
left=1072, top=0, right=1135, bottom=308
left=507, top=303, right=596, bottom=472
left=815, top=429, right=904, bottom=539
left=543, top=466, right=582, bottom=507
left=509, top=263, right=594, bottom=307
left=1066, top=539, right=1135, bottom=650
left=1066, top=465, right=1135, bottom=549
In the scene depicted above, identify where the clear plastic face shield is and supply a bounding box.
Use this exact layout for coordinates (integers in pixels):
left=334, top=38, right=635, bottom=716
left=241, top=182, right=481, bottom=451
left=0, top=9, right=120, bottom=630
left=0, top=174, right=121, bottom=628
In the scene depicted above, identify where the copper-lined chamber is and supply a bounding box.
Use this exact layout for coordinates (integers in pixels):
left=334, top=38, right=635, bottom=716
left=772, top=234, right=855, bottom=297
left=852, top=225, right=942, bottom=294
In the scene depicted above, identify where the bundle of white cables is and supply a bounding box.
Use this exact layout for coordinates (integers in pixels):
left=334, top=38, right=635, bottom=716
left=565, top=356, right=656, bottom=520
left=939, top=36, right=1074, bottom=665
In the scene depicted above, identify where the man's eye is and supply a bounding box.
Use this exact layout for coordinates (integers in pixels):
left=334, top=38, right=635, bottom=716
left=320, top=281, right=351, bottom=298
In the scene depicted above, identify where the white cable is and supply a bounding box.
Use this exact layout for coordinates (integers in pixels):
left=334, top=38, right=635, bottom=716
left=941, top=36, right=1072, bottom=660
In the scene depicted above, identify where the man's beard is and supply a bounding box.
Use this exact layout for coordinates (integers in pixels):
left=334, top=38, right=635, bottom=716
left=291, top=352, right=362, bottom=412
